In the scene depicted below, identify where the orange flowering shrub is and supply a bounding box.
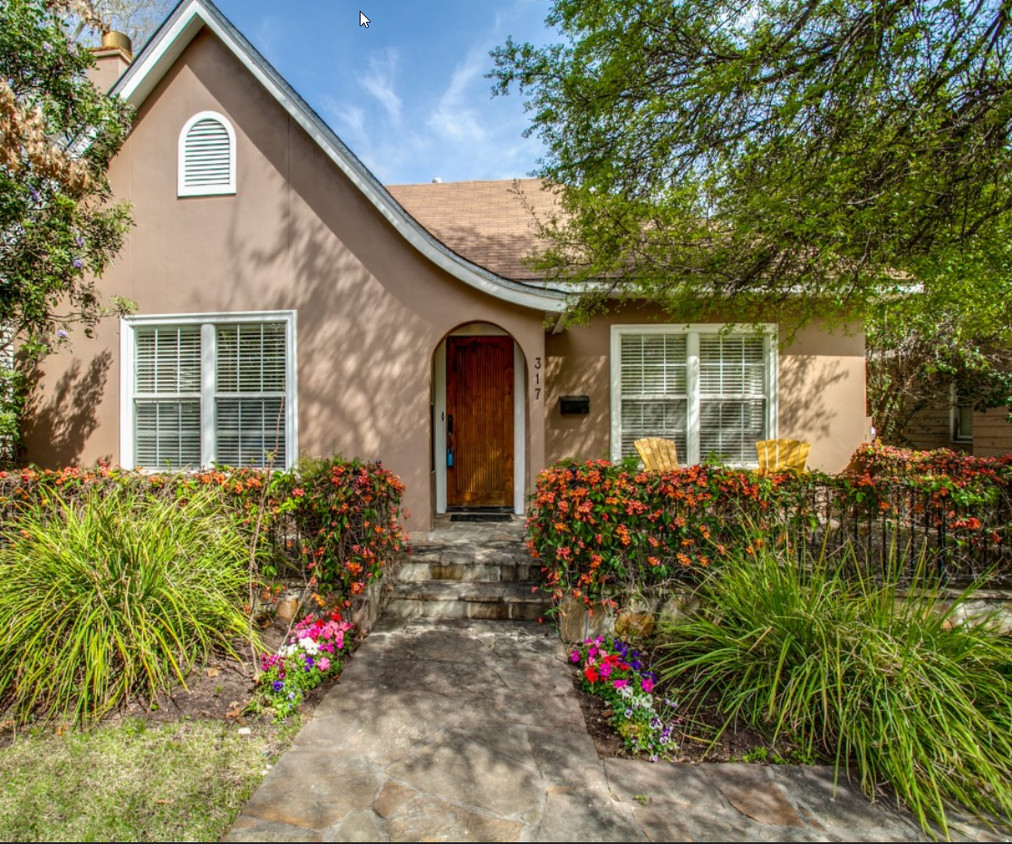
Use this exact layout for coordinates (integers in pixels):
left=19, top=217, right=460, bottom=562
left=530, top=445, right=1012, bottom=607
left=0, top=457, right=407, bottom=602
left=528, top=459, right=822, bottom=606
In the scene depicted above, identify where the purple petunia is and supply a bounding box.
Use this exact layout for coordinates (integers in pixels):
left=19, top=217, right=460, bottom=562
left=72, top=257, right=83, bottom=269
left=272, top=680, right=284, bottom=692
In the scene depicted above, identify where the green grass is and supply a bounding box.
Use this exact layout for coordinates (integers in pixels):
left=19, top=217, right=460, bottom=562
left=0, top=486, right=256, bottom=723
left=0, top=718, right=297, bottom=841
left=657, top=541, right=1012, bottom=838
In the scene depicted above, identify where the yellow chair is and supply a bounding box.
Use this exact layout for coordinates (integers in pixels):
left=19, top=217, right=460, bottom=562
left=634, top=437, right=679, bottom=471
left=755, top=439, right=811, bottom=472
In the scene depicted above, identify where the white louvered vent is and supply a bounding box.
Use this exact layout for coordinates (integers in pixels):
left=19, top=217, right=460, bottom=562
left=178, top=111, right=236, bottom=197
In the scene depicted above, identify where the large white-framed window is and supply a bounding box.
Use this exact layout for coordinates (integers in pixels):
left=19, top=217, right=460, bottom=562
left=610, top=324, right=777, bottom=466
left=121, top=311, right=297, bottom=470
left=178, top=111, right=236, bottom=197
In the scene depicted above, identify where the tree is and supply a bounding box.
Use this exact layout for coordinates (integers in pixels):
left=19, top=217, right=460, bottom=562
left=93, top=0, right=173, bottom=47
left=0, top=0, right=133, bottom=456
left=492, top=1, right=1012, bottom=438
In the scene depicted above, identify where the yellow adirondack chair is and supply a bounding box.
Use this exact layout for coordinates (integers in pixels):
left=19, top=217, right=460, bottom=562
left=755, top=438, right=811, bottom=472
left=634, top=437, right=679, bottom=472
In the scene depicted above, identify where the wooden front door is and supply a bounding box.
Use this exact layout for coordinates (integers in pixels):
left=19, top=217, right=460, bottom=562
left=446, top=336, right=514, bottom=507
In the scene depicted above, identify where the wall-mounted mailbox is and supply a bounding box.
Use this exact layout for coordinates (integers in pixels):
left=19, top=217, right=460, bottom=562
left=559, top=395, right=590, bottom=415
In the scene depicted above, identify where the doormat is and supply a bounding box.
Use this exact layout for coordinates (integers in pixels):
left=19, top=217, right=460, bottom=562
left=449, top=513, right=513, bottom=523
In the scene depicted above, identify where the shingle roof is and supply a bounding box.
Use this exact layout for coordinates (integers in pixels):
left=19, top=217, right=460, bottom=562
left=386, top=179, right=560, bottom=281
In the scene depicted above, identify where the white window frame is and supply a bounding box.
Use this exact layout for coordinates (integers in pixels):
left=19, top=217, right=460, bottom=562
left=177, top=110, right=237, bottom=197
left=610, top=324, right=778, bottom=466
left=950, top=382, right=974, bottom=443
left=120, top=311, right=298, bottom=470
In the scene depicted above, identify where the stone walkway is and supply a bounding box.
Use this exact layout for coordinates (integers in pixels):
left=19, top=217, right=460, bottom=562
left=224, top=617, right=1007, bottom=842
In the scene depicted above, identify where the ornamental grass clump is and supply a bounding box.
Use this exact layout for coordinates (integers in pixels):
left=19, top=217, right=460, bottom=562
left=571, top=636, right=678, bottom=761
left=253, top=608, right=353, bottom=719
left=0, top=486, right=252, bottom=723
left=657, top=540, right=1012, bottom=837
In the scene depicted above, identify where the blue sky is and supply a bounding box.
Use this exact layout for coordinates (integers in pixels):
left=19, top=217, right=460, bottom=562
left=210, top=0, right=557, bottom=185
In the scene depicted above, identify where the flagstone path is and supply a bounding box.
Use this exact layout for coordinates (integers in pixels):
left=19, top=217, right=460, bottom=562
left=224, top=616, right=1006, bottom=842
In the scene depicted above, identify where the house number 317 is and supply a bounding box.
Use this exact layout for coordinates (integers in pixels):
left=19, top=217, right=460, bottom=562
left=534, top=356, right=542, bottom=400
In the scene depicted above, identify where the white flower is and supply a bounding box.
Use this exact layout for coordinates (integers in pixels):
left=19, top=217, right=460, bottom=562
left=619, top=685, right=634, bottom=699
left=298, top=637, right=320, bottom=655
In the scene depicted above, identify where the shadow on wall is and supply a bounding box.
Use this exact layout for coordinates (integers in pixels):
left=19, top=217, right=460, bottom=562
left=778, top=354, right=848, bottom=443
left=194, top=166, right=431, bottom=494
left=22, top=351, right=113, bottom=466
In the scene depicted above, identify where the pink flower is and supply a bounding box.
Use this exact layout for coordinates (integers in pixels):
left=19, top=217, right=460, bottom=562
left=599, top=662, right=613, bottom=679
left=570, top=651, right=580, bottom=663
left=613, top=679, right=629, bottom=689
left=317, top=657, right=331, bottom=672
left=641, top=678, right=655, bottom=693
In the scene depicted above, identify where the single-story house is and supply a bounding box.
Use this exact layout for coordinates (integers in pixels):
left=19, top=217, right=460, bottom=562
left=24, top=0, right=870, bottom=532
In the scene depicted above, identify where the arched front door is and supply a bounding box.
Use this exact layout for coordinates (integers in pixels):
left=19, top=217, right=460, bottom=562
left=446, top=335, right=514, bottom=507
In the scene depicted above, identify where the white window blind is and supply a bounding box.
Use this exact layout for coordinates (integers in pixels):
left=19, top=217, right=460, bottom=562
left=178, top=112, right=236, bottom=197
left=215, top=323, right=287, bottom=467
left=134, top=325, right=202, bottom=468
left=612, top=326, right=775, bottom=466
left=619, top=333, right=688, bottom=461
left=125, top=314, right=296, bottom=470
left=698, top=335, right=767, bottom=463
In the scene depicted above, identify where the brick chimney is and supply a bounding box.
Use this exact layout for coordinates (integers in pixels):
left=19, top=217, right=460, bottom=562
left=88, top=31, right=132, bottom=93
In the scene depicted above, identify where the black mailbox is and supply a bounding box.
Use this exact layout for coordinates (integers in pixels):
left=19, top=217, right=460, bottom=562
left=559, top=395, right=590, bottom=415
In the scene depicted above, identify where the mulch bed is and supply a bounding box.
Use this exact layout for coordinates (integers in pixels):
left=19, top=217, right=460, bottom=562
left=0, top=616, right=358, bottom=747
left=113, top=616, right=361, bottom=727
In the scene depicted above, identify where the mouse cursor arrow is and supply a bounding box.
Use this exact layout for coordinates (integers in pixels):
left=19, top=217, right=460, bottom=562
left=359, top=11, right=370, bottom=28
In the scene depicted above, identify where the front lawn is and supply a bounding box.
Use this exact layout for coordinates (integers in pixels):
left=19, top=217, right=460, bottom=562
left=0, top=718, right=298, bottom=842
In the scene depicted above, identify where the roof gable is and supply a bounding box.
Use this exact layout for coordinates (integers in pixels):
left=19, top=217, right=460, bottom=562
left=110, top=0, right=568, bottom=313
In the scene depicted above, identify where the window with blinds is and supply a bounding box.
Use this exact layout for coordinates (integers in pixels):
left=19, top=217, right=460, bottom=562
left=698, top=335, right=767, bottom=463
left=215, top=323, right=287, bottom=467
left=178, top=112, right=236, bottom=197
left=619, top=333, right=688, bottom=461
left=134, top=325, right=201, bottom=468
left=126, top=314, right=295, bottom=470
left=612, top=326, right=775, bottom=466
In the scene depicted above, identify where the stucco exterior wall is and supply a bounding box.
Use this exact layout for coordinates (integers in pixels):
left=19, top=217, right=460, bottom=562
left=544, top=306, right=868, bottom=474
left=24, top=30, right=549, bottom=531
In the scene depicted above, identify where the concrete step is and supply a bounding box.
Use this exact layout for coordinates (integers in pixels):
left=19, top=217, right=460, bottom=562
left=385, top=581, right=552, bottom=622
left=395, top=555, right=539, bottom=583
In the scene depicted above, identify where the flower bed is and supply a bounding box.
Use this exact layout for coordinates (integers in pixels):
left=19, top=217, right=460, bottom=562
left=569, top=635, right=679, bottom=761
left=253, top=608, right=354, bottom=719
left=529, top=443, right=1012, bottom=608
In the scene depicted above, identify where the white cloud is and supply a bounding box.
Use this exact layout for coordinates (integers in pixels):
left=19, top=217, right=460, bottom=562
left=427, top=49, right=487, bottom=143
left=324, top=98, right=366, bottom=144
left=358, top=48, right=402, bottom=126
